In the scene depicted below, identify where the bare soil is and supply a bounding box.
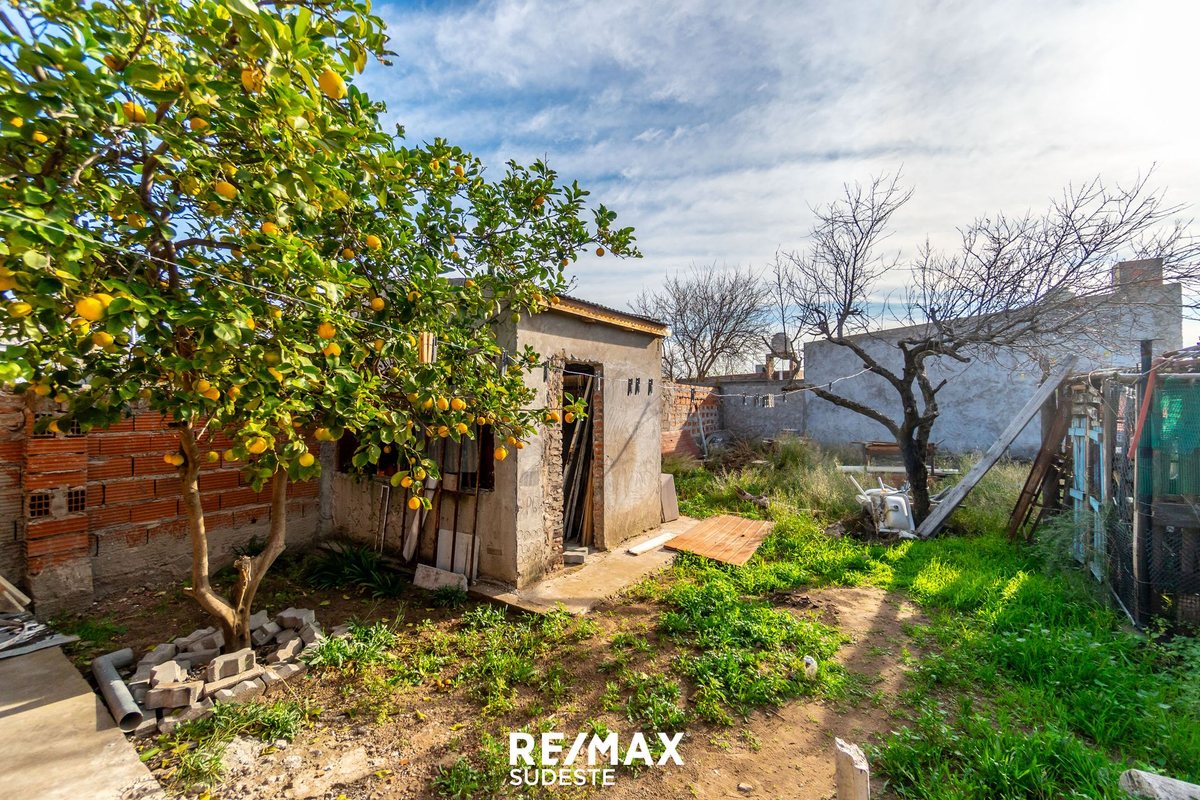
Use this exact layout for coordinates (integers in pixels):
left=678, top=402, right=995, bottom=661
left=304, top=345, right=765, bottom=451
left=63, top=572, right=924, bottom=800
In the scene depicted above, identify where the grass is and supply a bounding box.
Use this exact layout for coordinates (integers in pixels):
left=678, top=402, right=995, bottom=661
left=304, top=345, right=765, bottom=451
left=662, top=444, right=1200, bottom=798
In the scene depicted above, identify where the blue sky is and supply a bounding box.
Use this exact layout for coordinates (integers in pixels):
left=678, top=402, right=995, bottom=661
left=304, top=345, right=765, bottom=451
left=362, top=0, right=1200, bottom=329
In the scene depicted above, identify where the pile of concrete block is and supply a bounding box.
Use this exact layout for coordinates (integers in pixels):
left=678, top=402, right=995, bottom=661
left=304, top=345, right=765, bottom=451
left=118, top=607, right=346, bottom=737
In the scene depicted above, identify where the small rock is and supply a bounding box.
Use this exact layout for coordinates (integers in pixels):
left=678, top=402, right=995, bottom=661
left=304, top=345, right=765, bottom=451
left=803, top=655, right=818, bottom=679
left=248, top=609, right=270, bottom=630
left=150, top=659, right=187, bottom=688
left=738, top=783, right=753, bottom=793
left=137, top=643, right=177, bottom=668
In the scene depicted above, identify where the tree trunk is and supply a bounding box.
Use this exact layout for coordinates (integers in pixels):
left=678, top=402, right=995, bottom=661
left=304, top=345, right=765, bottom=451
left=178, top=424, right=289, bottom=652
left=900, top=437, right=931, bottom=523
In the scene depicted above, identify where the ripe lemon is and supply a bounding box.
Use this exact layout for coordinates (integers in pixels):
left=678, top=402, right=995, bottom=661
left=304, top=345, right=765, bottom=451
left=421, top=397, right=433, bottom=410
left=227, top=385, right=241, bottom=399
left=298, top=452, right=315, bottom=467
left=8, top=301, right=32, bottom=318
left=341, top=247, right=355, bottom=259
left=454, top=164, right=465, bottom=178
left=564, top=412, right=575, bottom=423
left=476, top=416, right=487, bottom=426
left=0, top=273, right=15, bottom=291
left=413, top=467, right=427, bottom=480
left=322, top=342, right=341, bottom=357
left=214, top=181, right=237, bottom=200
left=317, top=321, right=336, bottom=339
left=247, top=437, right=268, bottom=454
left=450, top=397, right=466, bottom=411
left=544, top=410, right=560, bottom=423
left=32, top=383, right=51, bottom=397
left=370, top=296, right=385, bottom=312
left=75, top=296, right=104, bottom=321
left=437, top=425, right=449, bottom=437
left=92, top=330, right=114, bottom=347
left=195, top=379, right=211, bottom=392
left=188, top=117, right=208, bottom=132
left=318, top=68, right=347, bottom=100
left=407, top=496, right=421, bottom=510
left=223, top=449, right=238, bottom=462
left=241, top=66, right=264, bottom=94
left=365, top=234, right=382, bottom=250
left=202, top=388, right=220, bottom=401
left=8, top=116, right=22, bottom=128
left=121, top=101, right=147, bottom=123
left=314, top=426, right=331, bottom=441
left=206, top=451, right=220, bottom=463
left=103, top=55, right=121, bottom=72
left=596, top=247, right=605, bottom=257
left=260, top=221, right=279, bottom=235
left=494, top=446, right=509, bottom=461
left=373, top=338, right=385, bottom=352
left=455, top=422, right=469, bottom=435
left=164, top=453, right=184, bottom=466
left=400, top=475, right=413, bottom=488
left=268, top=367, right=283, bottom=381
left=32, top=131, right=48, bottom=144
left=94, top=292, right=114, bottom=308
left=506, top=435, right=517, bottom=446
left=436, top=396, right=449, bottom=412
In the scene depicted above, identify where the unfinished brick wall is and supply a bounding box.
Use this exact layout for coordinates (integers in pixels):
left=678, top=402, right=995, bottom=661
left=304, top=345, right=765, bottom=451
left=0, top=393, right=25, bottom=584
left=7, top=393, right=322, bottom=612
left=540, top=357, right=565, bottom=573
left=660, top=381, right=718, bottom=458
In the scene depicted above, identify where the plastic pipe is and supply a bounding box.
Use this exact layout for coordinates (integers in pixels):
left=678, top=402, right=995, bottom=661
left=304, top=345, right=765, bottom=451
left=91, top=648, right=144, bottom=732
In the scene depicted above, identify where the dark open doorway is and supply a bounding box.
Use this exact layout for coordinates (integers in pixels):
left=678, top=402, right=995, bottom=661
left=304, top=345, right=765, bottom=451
left=562, top=364, right=596, bottom=546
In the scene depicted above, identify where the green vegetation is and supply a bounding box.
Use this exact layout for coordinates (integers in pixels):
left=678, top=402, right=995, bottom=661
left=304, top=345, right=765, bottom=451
left=305, top=544, right=408, bottom=598
left=664, top=444, right=1200, bottom=798
left=159, top=700, right=310, bottom=788
left=54, top=614, right=128, bottom=665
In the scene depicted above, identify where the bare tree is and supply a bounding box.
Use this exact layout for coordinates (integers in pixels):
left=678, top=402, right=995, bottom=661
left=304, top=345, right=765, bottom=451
left=632, top=264, right=770, bottom=380
left=778, top=172, right=1198, bottom=522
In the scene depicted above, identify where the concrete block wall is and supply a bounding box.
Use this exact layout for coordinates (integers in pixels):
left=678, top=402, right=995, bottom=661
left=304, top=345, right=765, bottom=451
left=5, top=395, right=322, bottom=613
left=712, top=379, right=806, bottom=440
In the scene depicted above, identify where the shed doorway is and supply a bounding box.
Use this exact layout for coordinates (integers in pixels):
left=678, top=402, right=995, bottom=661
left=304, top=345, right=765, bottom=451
left=562, top=364, right=597, bottom=546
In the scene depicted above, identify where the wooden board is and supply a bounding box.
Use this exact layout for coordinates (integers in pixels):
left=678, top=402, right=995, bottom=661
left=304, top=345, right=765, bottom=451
left=916, top=356, right=1077, bottom=538
left=664, top=514, right=772, bottom=565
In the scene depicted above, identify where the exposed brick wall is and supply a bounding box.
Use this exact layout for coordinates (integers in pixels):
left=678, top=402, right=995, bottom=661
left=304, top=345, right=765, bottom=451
left=0, top=393, right=25, bottom=584
left=7, top=392, right=321, bottom=611
left=660, top=381, right=718, bottom=458
left=590, top=370, right=605, bottom=545
left=540, top=356, right=565, bottom=572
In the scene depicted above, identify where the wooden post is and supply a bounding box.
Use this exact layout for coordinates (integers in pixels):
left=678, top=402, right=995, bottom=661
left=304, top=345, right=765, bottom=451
left=834, top=738, right=869, bottom=800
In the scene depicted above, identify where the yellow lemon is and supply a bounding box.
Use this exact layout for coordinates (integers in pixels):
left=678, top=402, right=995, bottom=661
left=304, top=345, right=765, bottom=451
left=373, top=338, right=385, bottom=352
left=314, top=426, right=331, bottom=441
left=413, top=467, right=427, bottom=480
left=455, top=422, right=469, bottom=435
left=91, top=330, right=114, bottom=347
left=8, top=301, right=32, bottom=318
left=421, top=397, right=433, bottom=410
left=450, top=398, right=466, bottom=412
left=247, top=437, right=268, bottom=454
left=318, top=68, right=347, bottom=100
left=407, top=496, right=421, bottom=510
left=298, top=452, right=316, bottom=467
left=436, top=396, right=449, bottom=412
left=370, top=296, right=385, bottom=312
left=341, top=247, right=355, bottom=259
left=268, top=367, right=283, bottom=381
left=32, top=382, right=51, bottom=397
left=9, top=116, right=22, bottom=128
left=506, top=435, right=517, bottom=446
left=206, top=451, right=220, bottom=463
left=317, top=321, right=336, bottom=339
left=493, top=446, right=509, bottom=461
left=188, top=117, right=208, bottom=132
left=194, top=379, right=211, bottom=392
left=94, top=292, right=114, bottom=308
left=121, top=101, right=147, bottom=124
left=564, top=411, right=575, bottom=423
left=214, top=181, right=237, bottom=200
left=227, top=385, right=241, bottom=400
left=75, top=296, right=104, bottom=321
left=400, top=475, right=413, bottom=488
left=365, top=234, right=382, bottom=250
left=544, top=410, right=561, bottom=423
left=32, top=130, right=49, bottom=144
left=322, top=342, right=341, bottom=357
left=202, top=387, right=220, bottom=401
left=223, top=449, right=238, bottom=462
left=47, top=420, right=61, bottom=433
left=476, top=416, right=487, bottom=426
left=437, top=425, right=450, bottom=438
left=596, top=247, right=605, bottom=257
left=241, top=66, right=264, bottom=93
left=260, top=221, right=279, bottom=236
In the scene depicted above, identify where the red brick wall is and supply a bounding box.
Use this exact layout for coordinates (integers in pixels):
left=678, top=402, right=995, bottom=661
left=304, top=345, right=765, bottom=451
left=0, top=393, right=25, bottom=583
left=660, top=381, right=718, bottom=458
left=10, top=393, right=321, bottom=608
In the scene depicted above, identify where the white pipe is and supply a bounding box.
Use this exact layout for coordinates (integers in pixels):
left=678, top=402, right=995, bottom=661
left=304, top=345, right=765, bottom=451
left=92, top=648, right=143, bottom=732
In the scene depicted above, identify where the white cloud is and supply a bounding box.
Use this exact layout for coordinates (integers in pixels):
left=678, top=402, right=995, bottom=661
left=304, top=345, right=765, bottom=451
left=369, top=0, right=1200, bottom=327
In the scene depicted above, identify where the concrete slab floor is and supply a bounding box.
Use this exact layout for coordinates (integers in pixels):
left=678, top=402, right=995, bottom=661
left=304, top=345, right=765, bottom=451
left=0, top=646, right=166, bottom=800
left=473, top=517, right=698, bottom=614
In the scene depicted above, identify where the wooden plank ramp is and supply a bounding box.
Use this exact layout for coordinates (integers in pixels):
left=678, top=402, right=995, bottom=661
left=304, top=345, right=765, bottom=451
left=664, top=514, right=772, bottom=565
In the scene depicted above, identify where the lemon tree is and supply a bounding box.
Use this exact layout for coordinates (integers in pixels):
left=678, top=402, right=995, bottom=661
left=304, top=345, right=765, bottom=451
left=0, top=0, right=636, bottom=648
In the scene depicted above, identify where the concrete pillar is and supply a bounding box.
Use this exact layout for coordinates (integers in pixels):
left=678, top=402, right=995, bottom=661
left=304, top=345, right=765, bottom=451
left=834, top=738, right=869, bottom=800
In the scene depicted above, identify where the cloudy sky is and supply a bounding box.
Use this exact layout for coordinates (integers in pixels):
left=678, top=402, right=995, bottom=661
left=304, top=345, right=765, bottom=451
left=363, top=0, right=1200, bottom=317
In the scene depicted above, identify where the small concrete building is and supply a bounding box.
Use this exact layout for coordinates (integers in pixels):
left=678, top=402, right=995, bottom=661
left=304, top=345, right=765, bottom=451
left=331, top=295, right=667, bottom=590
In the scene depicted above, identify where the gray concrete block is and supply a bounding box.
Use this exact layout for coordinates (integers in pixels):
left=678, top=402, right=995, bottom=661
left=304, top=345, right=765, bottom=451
left=128, top=661, right=154, bottom=688
left=275, top=628, right=299, bottom=645
left=174, top=627, right=215, bottom=650
left=267, top=638, right=303, bottom=664
left=562, top=547, right=587, bottom=565
left=137, top=643, right=178, bottom=668
left=224, top=678, right=264, bottom=703
left=273, top=661, right=306, bottom=680
left=298, top=623, right=323, bottom=645
left=276, top=607, right=315, bottom=630
left=159, top=698, right=213, bottom=735
left=248, top=609, right=270, bottom=630
left=414, top=563, right=467, bottom=592
left=251, top=620, right=281, bottom=646
left=202, top=665, right=264, bottom=697
left=150, top=660, right=187, bottom=688
left=205, top=648, right=255, bottom=683
left=176, top=648, right=220, bottom=670
left=144, top=680, right=203, bottom=710
left=190, top=629, right=224, bottom=653
left=130, top=713, right=160, bottom=738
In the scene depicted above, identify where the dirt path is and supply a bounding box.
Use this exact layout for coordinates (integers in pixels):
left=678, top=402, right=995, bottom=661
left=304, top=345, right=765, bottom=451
left=601, top=586, right=924, bottom=800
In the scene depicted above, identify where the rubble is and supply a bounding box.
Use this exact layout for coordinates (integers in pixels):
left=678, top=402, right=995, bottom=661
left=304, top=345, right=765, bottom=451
left=111, top=607, right=328, bottom=737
